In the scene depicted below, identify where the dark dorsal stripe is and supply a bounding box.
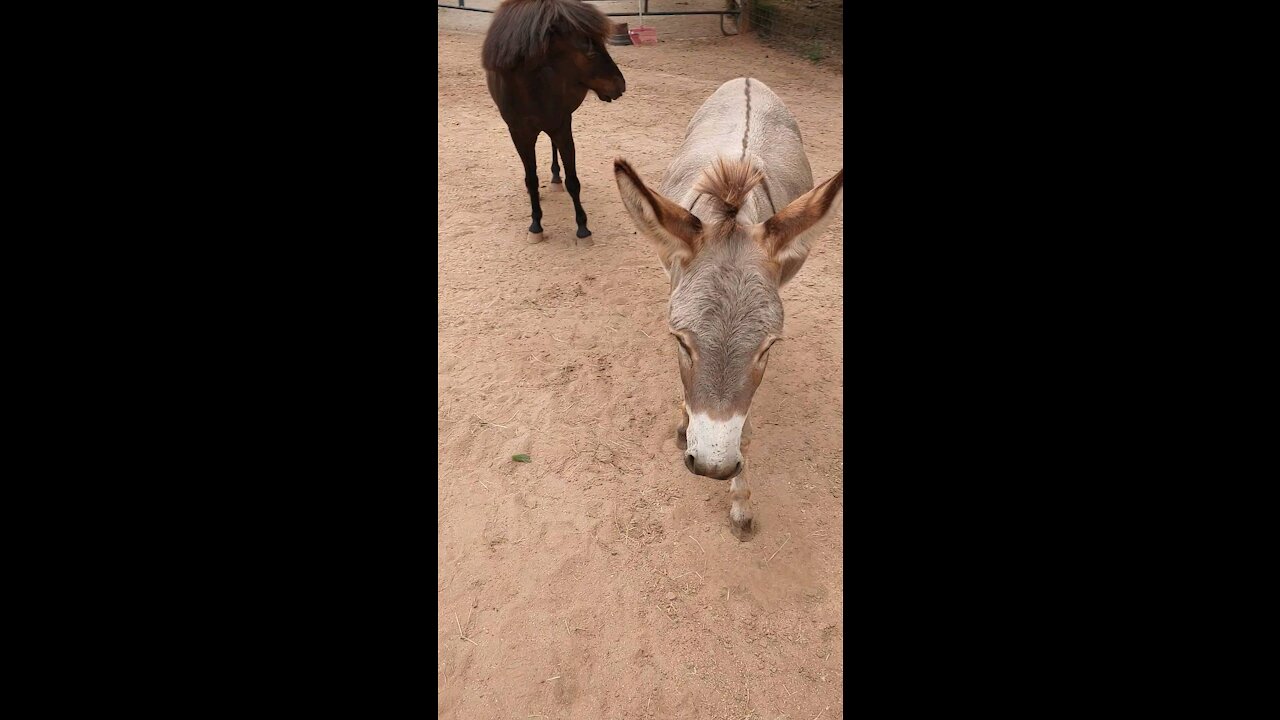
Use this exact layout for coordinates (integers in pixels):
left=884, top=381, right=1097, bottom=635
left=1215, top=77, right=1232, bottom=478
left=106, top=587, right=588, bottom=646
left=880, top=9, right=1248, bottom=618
left=686, top=79, right=778, bottom=220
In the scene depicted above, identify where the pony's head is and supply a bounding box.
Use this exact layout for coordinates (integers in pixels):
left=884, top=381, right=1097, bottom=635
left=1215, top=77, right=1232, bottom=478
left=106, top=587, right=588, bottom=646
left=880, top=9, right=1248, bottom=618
left=482, top=0, right=626, bottom=101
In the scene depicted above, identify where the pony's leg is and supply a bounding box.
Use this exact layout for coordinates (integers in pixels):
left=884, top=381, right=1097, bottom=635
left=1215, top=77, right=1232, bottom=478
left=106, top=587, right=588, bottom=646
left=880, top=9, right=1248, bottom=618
left=550, top=122, right=590, bottom=239
left=549, top=141, right=562, bottom=185
left=509, top=129, right=544, bottom=241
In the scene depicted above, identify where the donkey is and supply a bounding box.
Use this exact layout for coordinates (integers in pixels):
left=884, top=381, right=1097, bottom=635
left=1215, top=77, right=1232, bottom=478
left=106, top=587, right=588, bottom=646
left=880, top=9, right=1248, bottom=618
left=482, top=0, right=626, bottom=244
left=614, top=77, right=843, bottom=531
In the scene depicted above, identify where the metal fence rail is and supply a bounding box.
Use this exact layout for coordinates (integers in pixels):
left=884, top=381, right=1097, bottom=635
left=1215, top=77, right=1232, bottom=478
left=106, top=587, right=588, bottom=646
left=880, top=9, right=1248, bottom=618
left=437, top=1, right=742, bottom=36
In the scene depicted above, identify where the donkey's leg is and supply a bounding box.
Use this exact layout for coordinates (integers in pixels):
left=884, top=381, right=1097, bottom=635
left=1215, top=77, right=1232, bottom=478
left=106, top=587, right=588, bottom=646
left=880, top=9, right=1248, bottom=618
left=676, top=401, right=689, bottom=450
left=510, top=129, right=544, bottom=242
left=550, top=122, right=591, bottom=239
left=549, top=140, right=563, bottom=186
left=730, top=467, right=753, bottom=532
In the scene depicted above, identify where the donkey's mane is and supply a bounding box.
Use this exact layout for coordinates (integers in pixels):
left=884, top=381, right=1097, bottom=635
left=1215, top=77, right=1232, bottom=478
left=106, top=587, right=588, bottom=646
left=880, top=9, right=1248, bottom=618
left=482, top=0, right=612, bottom=71
left=693, top=157, right=765, bottom=228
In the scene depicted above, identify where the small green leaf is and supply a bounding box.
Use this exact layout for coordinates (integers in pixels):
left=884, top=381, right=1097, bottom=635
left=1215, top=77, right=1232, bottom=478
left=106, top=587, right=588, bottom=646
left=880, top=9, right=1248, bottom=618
left=512, top=454, right=532, bottom=463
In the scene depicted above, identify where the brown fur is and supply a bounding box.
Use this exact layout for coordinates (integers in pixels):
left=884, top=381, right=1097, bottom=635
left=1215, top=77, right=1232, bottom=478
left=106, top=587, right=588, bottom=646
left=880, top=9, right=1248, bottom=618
left=481, top=0, right=612, bottom=72
left=693, top=157, right=765, bottom=227
left=762, top=169, right=844, bottom=254
left=614, top=158, right=703, bottom=267
left=759, top=169, right=844, bottom=285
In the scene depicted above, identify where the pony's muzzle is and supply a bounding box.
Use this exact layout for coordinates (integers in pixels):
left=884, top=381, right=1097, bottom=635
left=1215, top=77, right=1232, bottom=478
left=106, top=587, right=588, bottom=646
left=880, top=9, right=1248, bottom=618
left=596, top=78, right=625, bottom=102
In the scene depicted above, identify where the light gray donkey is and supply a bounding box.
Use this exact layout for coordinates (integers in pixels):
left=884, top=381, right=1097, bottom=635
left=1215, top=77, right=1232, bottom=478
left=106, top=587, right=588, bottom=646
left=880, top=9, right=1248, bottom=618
left=614, top=77, right=843, bottom=532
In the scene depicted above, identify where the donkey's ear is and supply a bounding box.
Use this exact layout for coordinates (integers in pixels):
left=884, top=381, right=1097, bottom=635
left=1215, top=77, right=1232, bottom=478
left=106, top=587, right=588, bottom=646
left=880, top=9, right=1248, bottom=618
left=614, top=158, right=702, bottom=274
left=758, top=169, right=843, bottom=288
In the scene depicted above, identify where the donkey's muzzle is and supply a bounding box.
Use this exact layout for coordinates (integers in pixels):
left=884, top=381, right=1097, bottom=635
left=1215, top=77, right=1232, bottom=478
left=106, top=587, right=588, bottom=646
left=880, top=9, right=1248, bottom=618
left=685, top=453, right=741, bottom=480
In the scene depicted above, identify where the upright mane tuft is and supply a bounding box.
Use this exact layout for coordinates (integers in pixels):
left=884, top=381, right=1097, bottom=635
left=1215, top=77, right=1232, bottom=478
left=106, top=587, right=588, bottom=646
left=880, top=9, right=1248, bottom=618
left=694, top=157, right=766, bottom=222
left=482, top=0, right=612, bottom=71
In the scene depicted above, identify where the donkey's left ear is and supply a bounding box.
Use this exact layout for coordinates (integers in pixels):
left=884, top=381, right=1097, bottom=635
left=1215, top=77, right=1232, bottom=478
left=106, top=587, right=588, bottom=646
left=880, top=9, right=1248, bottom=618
left=757, top=169, right=843, bottom=288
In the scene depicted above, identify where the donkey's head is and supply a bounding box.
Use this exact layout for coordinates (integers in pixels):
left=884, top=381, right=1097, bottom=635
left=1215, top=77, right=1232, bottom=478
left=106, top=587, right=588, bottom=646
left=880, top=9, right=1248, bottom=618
left=615, top=157, right=844, bottom=480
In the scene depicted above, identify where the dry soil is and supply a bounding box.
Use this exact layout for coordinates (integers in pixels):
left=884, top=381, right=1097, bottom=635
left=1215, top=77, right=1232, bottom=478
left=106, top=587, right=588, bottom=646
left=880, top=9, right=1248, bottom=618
left=438, top=28, right=844, bottom=720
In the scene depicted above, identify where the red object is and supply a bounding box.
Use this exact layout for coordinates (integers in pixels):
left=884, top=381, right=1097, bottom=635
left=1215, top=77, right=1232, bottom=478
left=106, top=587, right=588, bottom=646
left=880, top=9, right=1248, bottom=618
left=629, top=27, right=658, bottom=45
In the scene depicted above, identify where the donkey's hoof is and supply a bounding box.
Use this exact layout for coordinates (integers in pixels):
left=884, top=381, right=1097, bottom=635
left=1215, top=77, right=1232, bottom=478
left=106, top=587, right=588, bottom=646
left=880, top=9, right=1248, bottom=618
left=576, top=227, right=592, bottom=239
left=526, top=231, right=546, bottom=244
left=549, top=180, right=565, bottom=191
left=730, top=504, right=753, bottom=533
left=574, top=234, right=594, bottom=247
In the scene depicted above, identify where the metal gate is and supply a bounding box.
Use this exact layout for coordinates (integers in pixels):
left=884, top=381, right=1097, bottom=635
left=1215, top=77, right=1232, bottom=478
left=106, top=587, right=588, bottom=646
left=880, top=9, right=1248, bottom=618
left=437, top=0, right=743, bottom=37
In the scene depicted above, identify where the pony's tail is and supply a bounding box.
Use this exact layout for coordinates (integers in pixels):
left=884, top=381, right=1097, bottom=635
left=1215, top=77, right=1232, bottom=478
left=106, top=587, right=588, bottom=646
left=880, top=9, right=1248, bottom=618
left=693, top=157, right=764, bottom=215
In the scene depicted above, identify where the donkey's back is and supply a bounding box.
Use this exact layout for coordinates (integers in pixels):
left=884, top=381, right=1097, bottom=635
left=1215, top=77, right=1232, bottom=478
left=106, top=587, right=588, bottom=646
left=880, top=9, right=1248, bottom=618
left=660, top=78, right=815, bottom=222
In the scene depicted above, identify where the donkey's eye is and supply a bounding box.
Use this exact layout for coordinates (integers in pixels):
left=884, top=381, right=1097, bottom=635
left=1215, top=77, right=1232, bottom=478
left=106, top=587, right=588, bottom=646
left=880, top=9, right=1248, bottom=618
left=756, top=338, right=780, bottom=365
left=672, top=334, right=692, bottom=359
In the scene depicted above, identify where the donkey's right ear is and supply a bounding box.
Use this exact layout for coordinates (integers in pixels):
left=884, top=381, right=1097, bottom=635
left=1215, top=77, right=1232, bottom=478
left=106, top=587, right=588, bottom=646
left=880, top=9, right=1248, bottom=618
left=614, top=158, right=702, bottom=274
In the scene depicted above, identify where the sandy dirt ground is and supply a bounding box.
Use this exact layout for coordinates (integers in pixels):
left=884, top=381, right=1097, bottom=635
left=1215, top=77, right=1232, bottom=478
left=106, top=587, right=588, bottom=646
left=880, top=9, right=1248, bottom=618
left=439, top=28, right=844, bottom=720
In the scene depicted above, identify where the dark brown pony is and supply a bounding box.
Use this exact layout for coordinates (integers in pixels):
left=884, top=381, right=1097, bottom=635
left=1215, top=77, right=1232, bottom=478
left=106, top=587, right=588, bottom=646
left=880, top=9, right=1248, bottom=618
left=482, top=0, right=626, bottom=243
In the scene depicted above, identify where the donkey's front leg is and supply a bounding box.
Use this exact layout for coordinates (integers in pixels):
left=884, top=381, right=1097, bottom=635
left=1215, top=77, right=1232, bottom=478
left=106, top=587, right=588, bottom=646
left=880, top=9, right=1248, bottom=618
left=730, top=467, right=752, bottom=532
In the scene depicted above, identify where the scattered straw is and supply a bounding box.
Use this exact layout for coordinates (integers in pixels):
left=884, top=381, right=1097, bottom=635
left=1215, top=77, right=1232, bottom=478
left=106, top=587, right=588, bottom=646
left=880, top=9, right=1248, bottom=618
left=473, top=412, right=514, bottom=429
left=454, top=609, right=481, bottom=647
left=766, top=533, right=792, bottom=563
left=688, top=535, right=705, bottom=554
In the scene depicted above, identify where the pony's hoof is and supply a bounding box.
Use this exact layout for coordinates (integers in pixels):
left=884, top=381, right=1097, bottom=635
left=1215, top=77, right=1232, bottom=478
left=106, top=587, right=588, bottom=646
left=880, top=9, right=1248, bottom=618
left=574, top=234, right=594, bottom=247
left=576, top=227, right=592, bottom=239
left=550, top=181, right=565, bottom=191
left=526, top=231, right=546, bottom=244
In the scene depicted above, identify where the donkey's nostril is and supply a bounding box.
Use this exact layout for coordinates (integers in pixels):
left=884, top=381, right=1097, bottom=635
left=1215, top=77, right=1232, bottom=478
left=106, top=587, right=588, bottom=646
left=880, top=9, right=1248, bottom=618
left=684, top=453, right=696, bottom=473
left=731, top=461, right=743, bottom=478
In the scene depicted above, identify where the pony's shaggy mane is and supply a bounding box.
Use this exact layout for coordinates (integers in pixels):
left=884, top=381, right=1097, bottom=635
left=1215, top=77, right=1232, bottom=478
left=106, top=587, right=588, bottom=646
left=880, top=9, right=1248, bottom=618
left=481, top=0, right=612, bottom=71
left=694, top=157, right=766, bottom=227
